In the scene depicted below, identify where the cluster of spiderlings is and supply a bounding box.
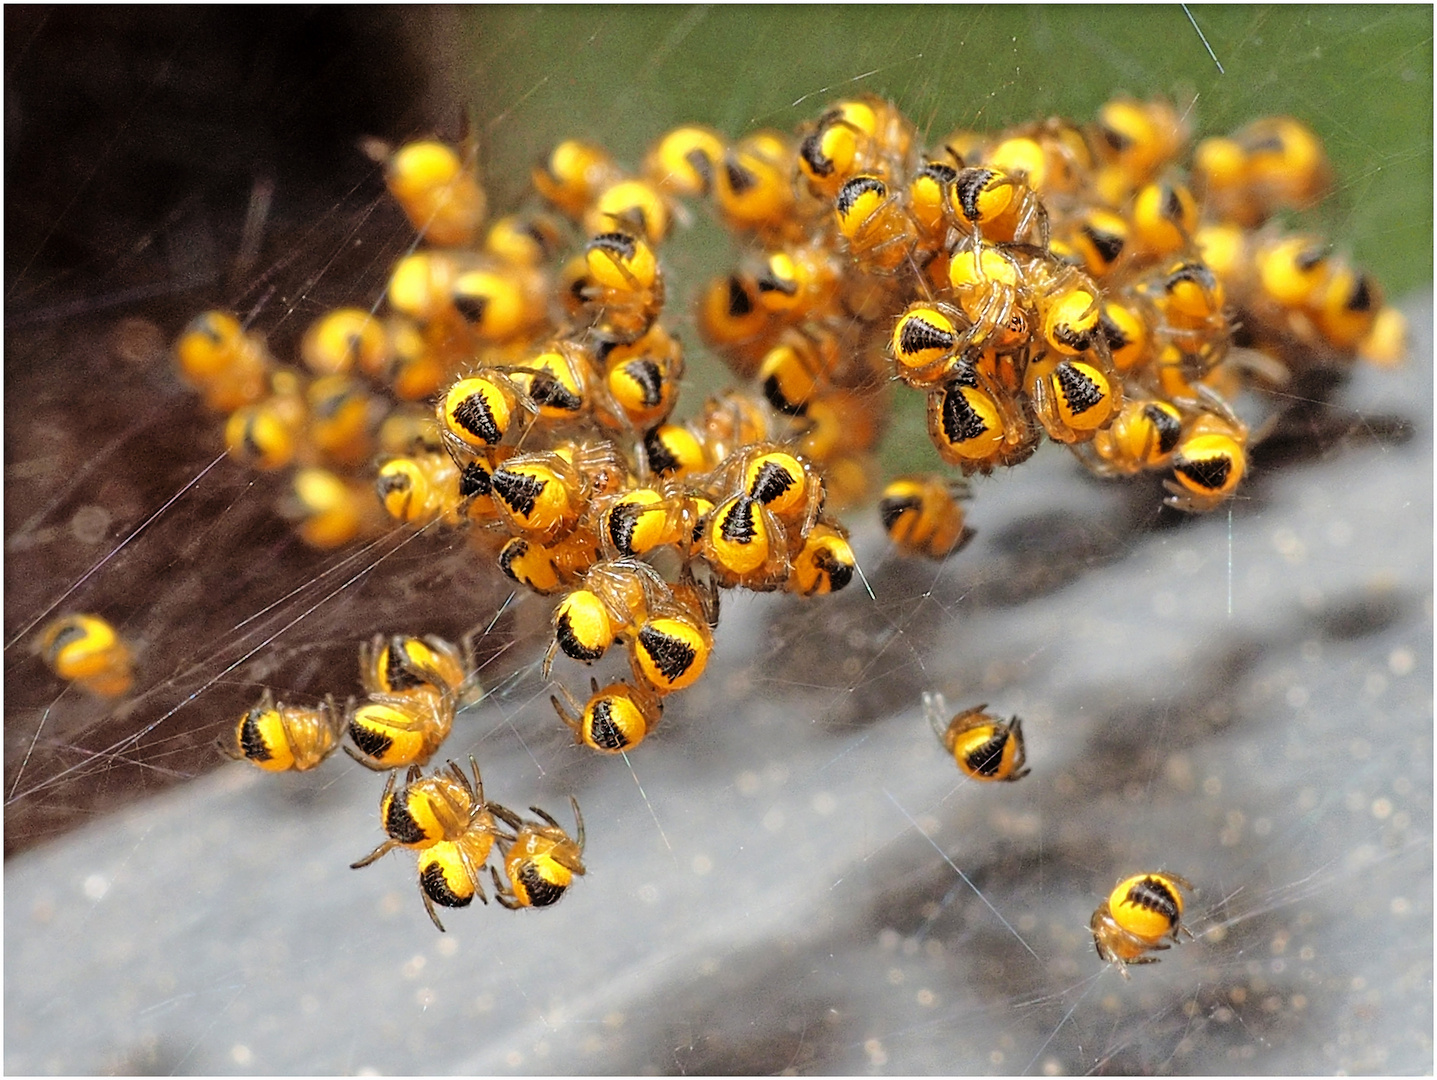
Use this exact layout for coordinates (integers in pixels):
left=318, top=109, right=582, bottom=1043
left=768, top=96, right=1408, bottom=525
left=173, top=130, right=863, bottom=753
left=348, top=756, right=586, bottom=931
left=167, top=99, right=1409, bottom=572
left=219, top=631, right=586, bottom=928
left=170, top=138, right=556, bottom=550
left=360, top=129, right=868, bottom=755
left=168, top=99, right=1408, bottom=653
left=173, top=130, right=865, bottom=927
left=217, top=632, right=474, bottom=775
left=162, top=97, right=1406, bottom=944
left=173, top=306, right=389, bottom=549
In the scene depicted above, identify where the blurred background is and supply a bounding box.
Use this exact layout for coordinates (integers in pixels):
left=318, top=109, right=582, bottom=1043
left=5, top=6, right=1432, bottom=1074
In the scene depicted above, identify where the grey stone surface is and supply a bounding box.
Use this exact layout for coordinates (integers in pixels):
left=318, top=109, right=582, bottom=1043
left=6, top=294, right=1431, bottom=1075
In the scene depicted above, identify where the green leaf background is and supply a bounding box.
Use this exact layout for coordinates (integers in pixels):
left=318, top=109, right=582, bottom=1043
left=461, top=5, right=1431, bottom=294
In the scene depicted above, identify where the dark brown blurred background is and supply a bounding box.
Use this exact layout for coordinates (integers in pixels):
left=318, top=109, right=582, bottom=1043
left=3, top=8, right=529, bottom=856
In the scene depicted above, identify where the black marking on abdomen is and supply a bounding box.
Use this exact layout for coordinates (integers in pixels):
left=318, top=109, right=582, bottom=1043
left=619, top=359, right=664, bottom=406
left=644, top=429, right=681, bottom=475
left=588, top=699, right=630, bottom=751
left=556, top=611, right=606, bottom=662
left=492, top=469, right=547, bottom=518
left=453, top=294, right=489, bottom=325
left=385, top=793, right=427, bottom=845
left=899, top=315, right=957, bottom=356
left=941, top=385, right=992, bottom=445
left=799, top=131, right=833, bottom=178
left=719, top=496, right=760, bottom=544
left=836, top=175, right=887, bottom=217
left=452, top=394, right=501, bottom=444
left=519, top=865, right=566, bottom=907
left=1124, top=877, right=1180, bottom=922
left=725, top=274, right=755, bottom=317
left=420, top=862, right=473, bottom=908
left=638, top=624, right=697, bottom=682
left=878, top=494, right=921, bottom=533
left=529, top=372, right=583, bottom=413
left=815, top=548, right=853, bottom=591
left=724, top=159, right=756, bottom=195
left=1055, top=363, right=1104, bottom=416
left=954, top=168, right=998, bottom=222
left=239, top=712, right=273, bottom=762
left=963, top=729, right=1009, bottom=776
left=1174, top=454, right=1232, bottom=493
left=349, top=720, right=393, bottom=761
left=1145, top=404, right=1183, bottom=456
left=748, top=460, right=797, bottom=505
